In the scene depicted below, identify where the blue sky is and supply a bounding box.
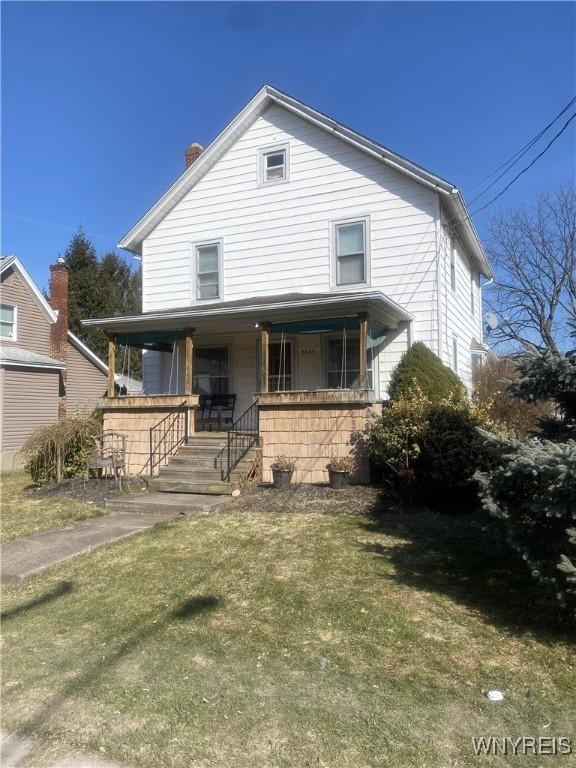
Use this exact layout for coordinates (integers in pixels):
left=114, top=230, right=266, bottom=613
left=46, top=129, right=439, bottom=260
left=2, top=1, right=574, bottom=290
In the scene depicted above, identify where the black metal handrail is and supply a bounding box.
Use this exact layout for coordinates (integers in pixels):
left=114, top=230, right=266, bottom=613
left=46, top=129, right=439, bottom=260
left=149, top=402, right=188, bottom=477
left=215, top=400, right=259, bottom=481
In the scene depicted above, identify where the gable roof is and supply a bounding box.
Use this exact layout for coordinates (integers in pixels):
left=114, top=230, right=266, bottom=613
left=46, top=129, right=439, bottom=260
left=118, top=85, right=492, bottom=277
left=0, top=255, right=109, bottom=374
left=0, top=255, right=58, bottom=323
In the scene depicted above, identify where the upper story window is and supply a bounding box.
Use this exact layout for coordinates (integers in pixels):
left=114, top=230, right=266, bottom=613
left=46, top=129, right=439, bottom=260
left=259, top=145, right=289, bottom=185
left=194, top=241, right=222, bottom=301
left=450, top=240, right=457, bottom=292
left=333, top=217, right=369, bottom=286
left=0, top=304, right=16, bottom=339
left=471, top=271, right=476, bottom=315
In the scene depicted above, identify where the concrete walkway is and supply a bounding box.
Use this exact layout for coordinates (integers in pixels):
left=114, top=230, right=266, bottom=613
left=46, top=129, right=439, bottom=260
left=1, top=730, right=130, bottom=767
left=1, top=509, right=180, bottom=585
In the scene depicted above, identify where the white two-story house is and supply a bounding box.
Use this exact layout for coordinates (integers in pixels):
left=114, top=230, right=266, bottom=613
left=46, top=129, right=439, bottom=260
left=87, top=85, right=492, bottom=487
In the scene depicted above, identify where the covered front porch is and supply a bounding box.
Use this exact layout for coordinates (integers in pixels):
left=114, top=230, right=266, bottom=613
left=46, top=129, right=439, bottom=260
left=86, top=291, right=411, bottom=482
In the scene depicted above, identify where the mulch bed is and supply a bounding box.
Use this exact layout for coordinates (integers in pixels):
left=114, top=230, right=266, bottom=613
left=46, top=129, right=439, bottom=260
left=213, top=483, right=403, bottom=517
left=29, top=476, right=149, bottom=506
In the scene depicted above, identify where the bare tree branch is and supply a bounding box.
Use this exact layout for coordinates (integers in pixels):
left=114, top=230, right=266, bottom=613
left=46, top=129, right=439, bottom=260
left=486, top=185, right=576, bottom=353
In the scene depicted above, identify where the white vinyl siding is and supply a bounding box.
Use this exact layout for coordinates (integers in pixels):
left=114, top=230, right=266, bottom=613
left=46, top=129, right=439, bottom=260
left=139, top=103, right=484, bottom=395
left=142, top=103, right=438, bottom=335
left=439, top=220, right=484, bottom=390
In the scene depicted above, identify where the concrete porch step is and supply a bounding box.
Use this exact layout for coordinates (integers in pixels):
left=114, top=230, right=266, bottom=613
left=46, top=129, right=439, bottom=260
left=150, top=479, right=232, bottom=495
left=106, top=492, right=225, bottom=516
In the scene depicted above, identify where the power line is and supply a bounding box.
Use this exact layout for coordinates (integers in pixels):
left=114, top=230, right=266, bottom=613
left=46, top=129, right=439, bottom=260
left=470, top=111, right=576, bottom=216
left=467, top=96, right=576, bottom=200
left=447, top=110, right=576, bottom=232
left=467, top=96, right=576, bottom=205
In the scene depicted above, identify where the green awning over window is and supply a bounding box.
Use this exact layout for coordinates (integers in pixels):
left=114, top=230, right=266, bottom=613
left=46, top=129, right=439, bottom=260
left=269, top=317, right=388, bottom=348
left=116, top=330, right=185, bottom=352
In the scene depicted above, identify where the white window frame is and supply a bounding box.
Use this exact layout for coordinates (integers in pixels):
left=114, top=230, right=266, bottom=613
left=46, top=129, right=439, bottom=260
left=258, top=143, right=290, bottom=186
left=471, top=351, right=484, bottom=370
left=0, top=303, right=17, bottom=341
left=452, top=334, right=459, bottom=374
left=470, top=271, right=476, bottom=315
left=191, top=239, right=223, bottom=302
left=330, top=215, right=371, bottom=289
left=450, top=240, right=457, bottom=292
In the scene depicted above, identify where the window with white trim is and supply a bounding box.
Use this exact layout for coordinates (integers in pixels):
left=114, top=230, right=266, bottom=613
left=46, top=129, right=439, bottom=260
left=0, top=304, right=16, bottom=339
left=259, top=146, right=288, bottom=184
left=450, top=241, right=457, bottom=292
left=195, top=242, right=221, bottom=300
left=452, top=335, right=459, bottom=374
left=470, top=271, right=476, bottom=315
left=471, top=352, right=484, bottom=370
left=334, top=219, right=368, bottom=286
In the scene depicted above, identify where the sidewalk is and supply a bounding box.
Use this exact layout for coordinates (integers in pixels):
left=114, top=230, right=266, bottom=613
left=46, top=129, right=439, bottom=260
left=0, top=511, right=176, bottom=584
left=1, top=731, right=130, bottom=767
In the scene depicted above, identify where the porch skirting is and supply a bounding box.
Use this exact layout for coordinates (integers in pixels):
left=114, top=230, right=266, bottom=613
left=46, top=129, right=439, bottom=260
left=101, top=395, right=198, bottom=476
left=258, top=394, right=381, bottom=485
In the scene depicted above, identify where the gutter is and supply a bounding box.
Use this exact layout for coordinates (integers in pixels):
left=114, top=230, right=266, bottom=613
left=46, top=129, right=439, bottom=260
left=83, top=291, right=415, bottom=329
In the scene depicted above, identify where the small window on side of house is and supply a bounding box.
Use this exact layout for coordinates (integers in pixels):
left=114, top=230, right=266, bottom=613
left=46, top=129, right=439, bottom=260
left=471, top=352, right=484, bottom=370
left=471, top=271, right=476, bottom=315
left=0, top=304, right=16, bottom=339
left=450, top=241, right=457, bottom=292
left=259, top=146, right=289, bottom=184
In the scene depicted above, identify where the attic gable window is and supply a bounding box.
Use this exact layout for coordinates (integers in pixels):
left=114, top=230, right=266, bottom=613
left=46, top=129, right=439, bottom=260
left=259, top=145, right=289, bottom=185
left=0, top=304, right=16, bottom=339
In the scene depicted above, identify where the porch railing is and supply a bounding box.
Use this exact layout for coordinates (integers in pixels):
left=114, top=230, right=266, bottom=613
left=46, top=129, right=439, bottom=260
left=215, top=400, right=259, bottom=481
left=149, top=402, right=188, bottom=477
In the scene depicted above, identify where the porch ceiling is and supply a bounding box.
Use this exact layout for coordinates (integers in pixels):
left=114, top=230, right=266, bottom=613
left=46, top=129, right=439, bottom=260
left=83, top=290, right=412, bottom=339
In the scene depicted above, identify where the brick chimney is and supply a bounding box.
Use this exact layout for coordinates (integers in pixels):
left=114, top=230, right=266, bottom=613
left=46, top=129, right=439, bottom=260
left=49, top=258, right=69, bottom=417
left=185, top=142, right=204, bottom=169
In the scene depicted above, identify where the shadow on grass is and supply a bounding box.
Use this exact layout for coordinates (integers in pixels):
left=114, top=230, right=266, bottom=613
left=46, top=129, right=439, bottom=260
left=1, top=581, right=74, bottom=622
left=358, top=493, right=571, bottom=642
left=19, top=593, right=222, bottom=737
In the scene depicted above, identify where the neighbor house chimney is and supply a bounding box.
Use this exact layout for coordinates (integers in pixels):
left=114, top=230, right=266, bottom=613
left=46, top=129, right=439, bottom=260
left=185, top=142, right=204, bottom=169
left=49, top=257, right=69, bottom=418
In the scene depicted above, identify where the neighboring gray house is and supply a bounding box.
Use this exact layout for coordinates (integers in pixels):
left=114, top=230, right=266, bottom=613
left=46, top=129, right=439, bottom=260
left=0, top=256, right=109, bottom=469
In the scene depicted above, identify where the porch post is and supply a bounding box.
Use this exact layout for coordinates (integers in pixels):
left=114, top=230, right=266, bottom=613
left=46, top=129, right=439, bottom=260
left=107, top=335, right=116, bottom=398
left=185, top=328, right=195, bottom=395
left=358, top=313, right=369, bottom=389
left=260, top=322, right=270, bottom=393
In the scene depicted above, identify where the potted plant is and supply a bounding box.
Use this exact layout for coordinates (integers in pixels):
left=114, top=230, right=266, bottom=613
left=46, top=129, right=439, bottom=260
left=270, top=456, right=296, bottom=489
left=326, top=456, right=354, bottom=489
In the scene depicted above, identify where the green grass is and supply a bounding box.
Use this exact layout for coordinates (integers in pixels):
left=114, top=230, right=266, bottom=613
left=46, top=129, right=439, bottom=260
left=0, top=472, right=104, bottom=543
left=1, top=487, right=574, bottom=767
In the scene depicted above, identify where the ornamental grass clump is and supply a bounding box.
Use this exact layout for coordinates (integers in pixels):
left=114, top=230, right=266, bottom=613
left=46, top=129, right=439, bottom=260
left=22, top=412, right=102, bottom=485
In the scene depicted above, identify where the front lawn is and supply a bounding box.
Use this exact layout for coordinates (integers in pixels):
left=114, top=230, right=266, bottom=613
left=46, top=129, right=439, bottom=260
left=1, top=486, right=574, bottom=767
left=0, top=472, right=104, bottom=542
